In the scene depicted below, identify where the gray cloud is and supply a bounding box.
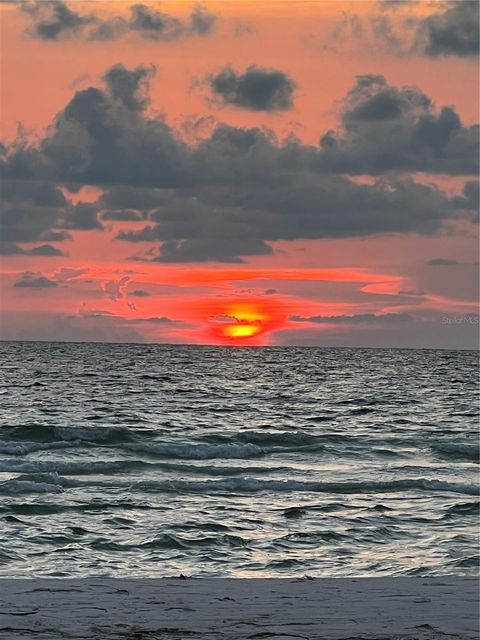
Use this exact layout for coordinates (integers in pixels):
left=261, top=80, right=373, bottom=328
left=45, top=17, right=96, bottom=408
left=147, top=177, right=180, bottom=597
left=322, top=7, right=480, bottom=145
left=21, top=0, right=95, bottom=40
left=133, top=316, right=173, bottom=323
left=398, top=289, right=425, bottom=297
left=0, top=179, right=101, bottom=243
left=0, top=243, right=64, bottom=256
left=427, top=258, right=460, bottom=266
left=208, top=65, right=297, bottom=111
left=117, top=175, right=458, bottom=262
left=1, top=66, right=477, bottom=263
left=13, top=273, right=59, bottom=288
left=450, top=180, right=479, bottom=221
left=274, top=313, right=480, bottom=349
left=102, top=209, right=143, bottom=221
left=320, top=1, right=478, bottom=60
left=417, top=1, right=479, bottom=59
left=102, top=64, right=155, bottom=112
left=189, top=3, right=216, bottom=36
left=19, top=1, right=216, bottom=42
left=290, top=313, right=412, bottom=324
left=129, top=289, right=150, bottom=297
left=316, top=74, right=478, bottom=175
left=61, top=203, right=103, bottom=230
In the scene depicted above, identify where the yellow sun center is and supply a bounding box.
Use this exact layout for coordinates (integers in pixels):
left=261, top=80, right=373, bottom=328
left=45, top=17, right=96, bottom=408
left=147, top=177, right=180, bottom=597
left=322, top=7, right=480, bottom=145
left=224, top=324, right=261, bottom=338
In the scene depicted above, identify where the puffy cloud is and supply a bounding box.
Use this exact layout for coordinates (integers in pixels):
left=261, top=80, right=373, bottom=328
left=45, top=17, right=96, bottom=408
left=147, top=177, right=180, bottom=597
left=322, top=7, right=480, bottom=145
left=102, top=64, right=155, bottom=112
left=208, top=65, right=296, bottom=111
left=320, top=1, right=478, bottom=60
left=189, top=3, right=216, bottom=36
left=127, top=2, right=215, bottom=40
left=19, top=1, right=216, bottom=42
left=1, top=66, right=477, bottom=263
left=19, top=65, right=190, bottom=188
left=21, top=0, right=96, bottom=40
left=316, top=74, right=478, bottom=175
left=0, top=179, right=101, bottom=243
left=13, top=273, right=59, bottom=288
left=417, top=1, right=479, bottom=59
left=450, top=180, right=479, bottom=215
left=117, top=176, right=458, bottom=262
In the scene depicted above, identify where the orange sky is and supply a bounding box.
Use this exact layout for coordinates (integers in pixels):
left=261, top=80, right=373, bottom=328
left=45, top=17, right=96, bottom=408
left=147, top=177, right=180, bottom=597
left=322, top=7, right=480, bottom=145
left=0, top=0, right=478, bottom=347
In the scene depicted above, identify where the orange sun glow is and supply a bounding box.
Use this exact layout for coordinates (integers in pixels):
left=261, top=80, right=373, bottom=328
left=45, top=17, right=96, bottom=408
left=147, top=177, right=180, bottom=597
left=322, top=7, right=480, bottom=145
left=205, top=300, right=285, bottom=344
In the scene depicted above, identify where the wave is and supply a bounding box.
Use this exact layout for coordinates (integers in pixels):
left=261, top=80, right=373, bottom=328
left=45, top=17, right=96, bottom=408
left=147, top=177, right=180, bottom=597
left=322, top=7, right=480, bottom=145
left=431, top=443, right=480, bottom=462
left=0, top=473, right=476, bottom=496
left=0, top=425, right=326, bottom=459
left=0, top=458, right=291, bottom=477
left=91, top=532, right=249, bottom=552
left=0, top=424, right=137, bottom=443
left=124, top=442, right=265, bottom=460
left=0, top=474, right=64, bottom=494
left=443, top=501, right=480, bottom=518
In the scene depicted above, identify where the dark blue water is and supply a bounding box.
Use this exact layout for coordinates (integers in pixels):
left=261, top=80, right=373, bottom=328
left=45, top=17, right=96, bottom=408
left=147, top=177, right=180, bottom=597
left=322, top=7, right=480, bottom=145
left=0, top=342, right=478, bottom=578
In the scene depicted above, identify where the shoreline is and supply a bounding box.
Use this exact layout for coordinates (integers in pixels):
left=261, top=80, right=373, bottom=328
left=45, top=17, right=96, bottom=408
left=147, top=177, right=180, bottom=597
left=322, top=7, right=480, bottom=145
left=0, top=576, right=477, bottom=639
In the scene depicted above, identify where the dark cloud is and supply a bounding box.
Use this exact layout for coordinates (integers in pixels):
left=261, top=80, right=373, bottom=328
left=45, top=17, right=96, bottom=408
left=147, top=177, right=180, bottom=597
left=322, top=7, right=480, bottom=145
left=0, top=243, right=64, bottom=256
left=316, top=74, right=478, bottom=175
left=100, top=186, right=174, bottom=210
left=61, top=203, right=103, bottom=230
left=117, top=175, right=458, bottom=262
left=322, top=1, right=478, bottom=60
left=274, top=313, right=480, bottom=349
left=290, top=313, right=412, bottom=324
left=189, top=3, right=216, bottom=36
left=417, top=1, right=479, bottom=59
left=19, top=1, right=217, bottom=41
left=21, top=0, right=95, bottom=40
left=0, top=179, right=101, bottom=242
left=134, top=316, right=173, bottom=323
left=1, top=67, right=477, bottom=263
left=450, top=180, right=479, bottom=220
left=427, top=258, right=460, bottom=266
left=12, top=64, right=190, bottom=188
left=127, top=3, right=183, bottom=40
left=129, top=289, right=150, bottom=297
left=0, top=180, right=66, bottom=243
left=102, top=209, right=143, bottom=221
left=208, top=65, right=297, bottom=111
left=398, top=289, right=425, bottom=297
left=28, top=244, right=65, bottom=256
left=102, top=64, right=155, bottom=112
left=13, top=273, right=59, bottom=288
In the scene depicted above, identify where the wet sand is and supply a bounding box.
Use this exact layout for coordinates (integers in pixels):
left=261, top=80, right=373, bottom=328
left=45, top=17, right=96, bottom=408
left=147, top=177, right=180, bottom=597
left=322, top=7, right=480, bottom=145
left=0, top=576, right=477, bottom=639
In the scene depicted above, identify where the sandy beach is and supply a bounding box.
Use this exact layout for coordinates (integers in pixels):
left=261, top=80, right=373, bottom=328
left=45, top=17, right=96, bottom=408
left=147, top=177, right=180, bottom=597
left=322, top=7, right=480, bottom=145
left=0, top=577, right=477, bottom=639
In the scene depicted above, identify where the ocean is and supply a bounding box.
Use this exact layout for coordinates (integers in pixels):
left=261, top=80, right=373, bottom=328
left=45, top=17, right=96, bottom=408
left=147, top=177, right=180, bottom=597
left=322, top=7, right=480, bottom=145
left=0, top=342, right=478, bottom=579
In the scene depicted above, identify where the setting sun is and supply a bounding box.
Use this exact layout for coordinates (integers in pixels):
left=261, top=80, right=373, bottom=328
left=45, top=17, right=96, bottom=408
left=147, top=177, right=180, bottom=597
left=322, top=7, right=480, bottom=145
left=201, top=300, right=286, bottom=344
left=223, top=323, right=262, bottom=339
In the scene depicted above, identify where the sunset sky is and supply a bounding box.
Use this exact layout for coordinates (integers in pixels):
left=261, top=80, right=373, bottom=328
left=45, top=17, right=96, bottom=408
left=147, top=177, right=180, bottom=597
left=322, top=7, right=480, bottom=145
left=0, top=0, right=478, bottom=347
